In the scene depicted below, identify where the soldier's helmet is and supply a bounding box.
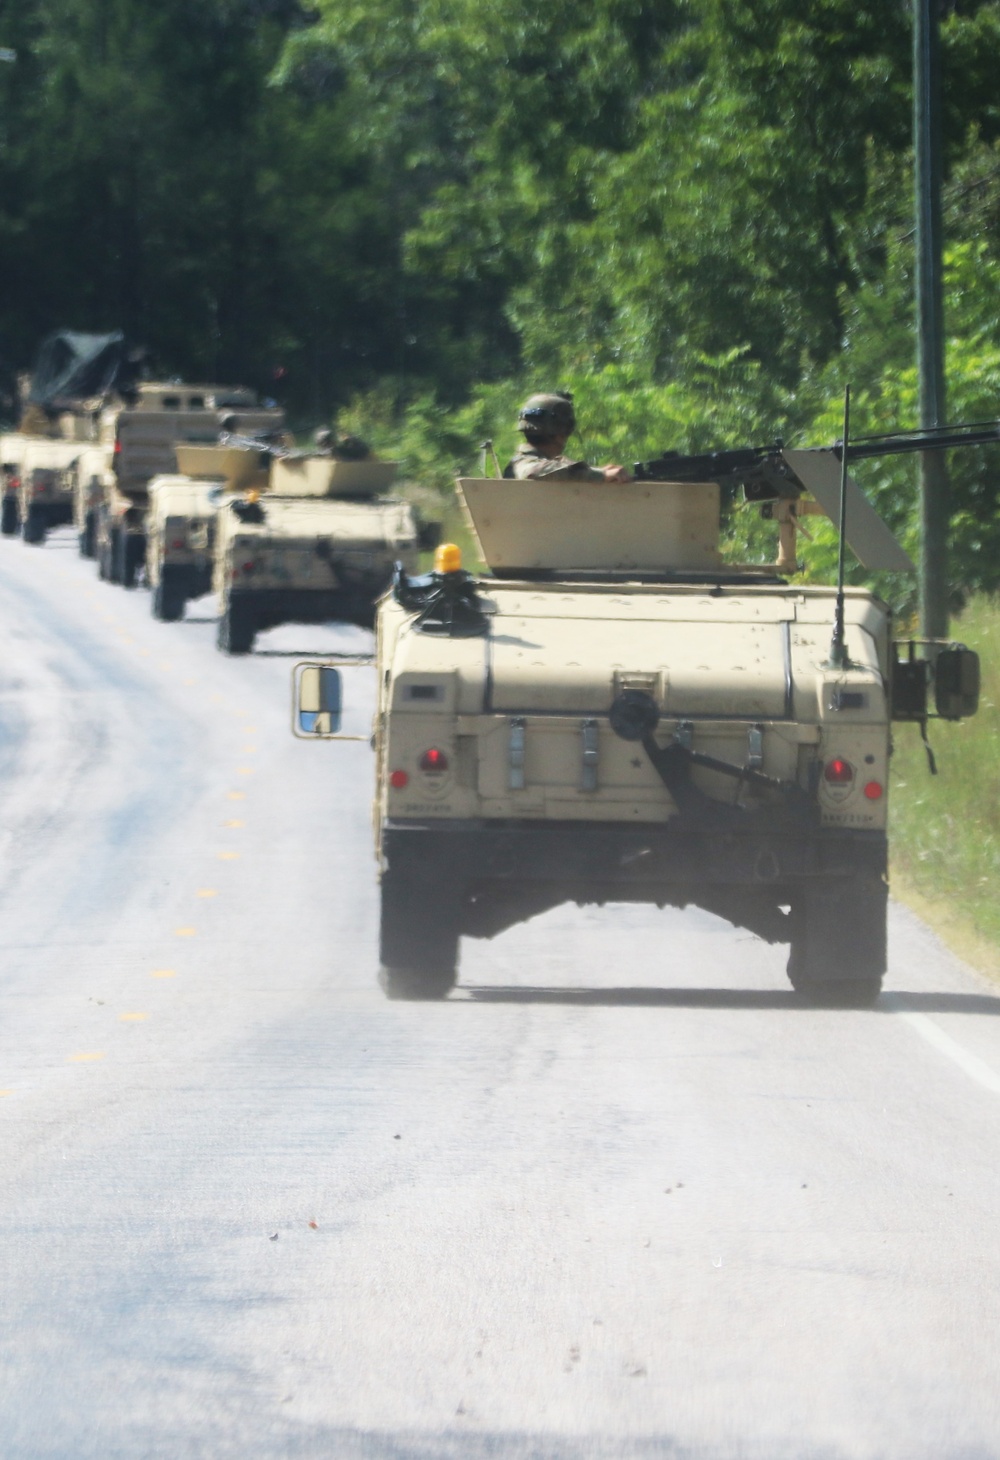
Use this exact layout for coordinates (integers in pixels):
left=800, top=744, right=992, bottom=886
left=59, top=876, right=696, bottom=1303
left=517, top=391, right=575, bottom=439
left=331, top=433, right=371, bottom=461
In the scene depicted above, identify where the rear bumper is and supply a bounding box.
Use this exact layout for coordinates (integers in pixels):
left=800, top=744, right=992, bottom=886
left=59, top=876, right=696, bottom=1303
left=230, top=586, right=381, bottom=630
left=382, top=817, right=886, bottom=891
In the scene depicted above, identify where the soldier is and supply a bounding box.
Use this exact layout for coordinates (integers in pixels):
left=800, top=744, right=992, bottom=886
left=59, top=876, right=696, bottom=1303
left=503, top=392, right=631, bottom=482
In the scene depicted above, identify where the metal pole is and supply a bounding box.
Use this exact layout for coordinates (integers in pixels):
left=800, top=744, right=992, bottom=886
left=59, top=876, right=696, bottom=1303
left=914, top=0, right=950, bottom=638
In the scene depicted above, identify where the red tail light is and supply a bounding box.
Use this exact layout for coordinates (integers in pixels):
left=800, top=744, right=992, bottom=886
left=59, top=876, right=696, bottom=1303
left=419, top=748, right=448, bottom=773
left=824, top=757, right=854, bottom=785
left=863, top=781, right=884, bottom=801
left=390, top=770, right=409, bottom=789
left=170, top=538, right=185, bottom=550
left=113, top=439, right=122, bottom=456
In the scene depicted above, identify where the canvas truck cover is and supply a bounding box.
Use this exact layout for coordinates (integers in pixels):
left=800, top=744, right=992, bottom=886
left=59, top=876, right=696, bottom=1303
left=28, top=332, right=131, bottom=409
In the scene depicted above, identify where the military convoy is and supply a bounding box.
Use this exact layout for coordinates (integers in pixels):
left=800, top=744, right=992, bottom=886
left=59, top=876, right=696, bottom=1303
left=294, top=455, right=980, bottom=1006
left=94, top=383, right=284, bottom=587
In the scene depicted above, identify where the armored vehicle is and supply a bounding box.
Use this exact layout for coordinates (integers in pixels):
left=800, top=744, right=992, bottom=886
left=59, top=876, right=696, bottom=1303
left=146, top=444, right=271, bottom=621
left=214, top=454, right=438, bottom=655
left=294, top=454, right=979, bottom=1004
left=95, top=383, right=284, bottom=587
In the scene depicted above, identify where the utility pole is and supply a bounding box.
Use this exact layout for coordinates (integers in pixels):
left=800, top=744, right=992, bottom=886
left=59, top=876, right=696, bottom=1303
left=914, top=0, right=949, bottom=638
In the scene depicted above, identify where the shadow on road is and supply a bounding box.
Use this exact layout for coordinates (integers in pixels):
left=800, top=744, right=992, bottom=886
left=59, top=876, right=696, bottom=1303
left=466, top=985, right=804, bottom=1008
left=463, top=985, right=1000, bottom=1014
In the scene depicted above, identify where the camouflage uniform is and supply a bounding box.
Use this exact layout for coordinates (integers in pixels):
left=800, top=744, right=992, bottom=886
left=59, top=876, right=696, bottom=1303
left=503, top=445, right=604, bottom=481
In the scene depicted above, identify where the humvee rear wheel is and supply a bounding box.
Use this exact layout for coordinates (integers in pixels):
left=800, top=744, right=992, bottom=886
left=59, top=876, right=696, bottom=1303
left=378, top=871, right=459, bottom=1000
left=378, top=964, right=457, bottom=1001
left=1, top=497, right=19, bottom=535
left=217, top=594, right=256, bottom=654
left=116, top=532, right=143, bottom=588
left=152, top=566, right=186, bottom=622
left=787, top=875, right=886, bottom=1009
left=22, top=504, right=45, bottom=545
left=79, top=510, right=96, bottom=558
left=104, top=526, right=122, bottom=582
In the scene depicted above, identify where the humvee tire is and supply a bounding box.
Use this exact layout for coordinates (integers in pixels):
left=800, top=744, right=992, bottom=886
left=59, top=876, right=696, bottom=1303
left=115, top=531, right=143, bottom=588
left=378, top=870, right=459, bottom=1000
left=217, top=594, right=257, bottom=655
left=152, top=565, right=186, bottom=622
left=79, top=510, right=96, bottom=558
left=22, top=504, right=46, bottom=545
left=786, top=875, right=886, bottom=1008
left=1, top=497, right=19, bottom=536
left=102, top=524, right=122, bottom=583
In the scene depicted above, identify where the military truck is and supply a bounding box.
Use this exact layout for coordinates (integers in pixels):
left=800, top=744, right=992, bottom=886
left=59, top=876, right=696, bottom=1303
left=95, top=383, right=284, bottom=587
left=214, top=453, right=438, bottom=654
left=293, top=452, right=980, bottom=1005
left=146, top=444, right=271, bottom=621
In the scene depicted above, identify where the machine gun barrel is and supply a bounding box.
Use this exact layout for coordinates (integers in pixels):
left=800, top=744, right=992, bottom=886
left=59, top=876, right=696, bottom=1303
left=844, top=421, right=1000, bottom=460
left=633, top=419, right=1000, bottom=497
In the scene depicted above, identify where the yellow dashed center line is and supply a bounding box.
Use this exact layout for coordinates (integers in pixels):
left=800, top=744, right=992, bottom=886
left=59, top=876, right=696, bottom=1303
left=183, top=678, right=197, bottom=686
left=227, top=792, right=246, bottom=801
left=120, top=1012, right=148, bottom=1022
left=151, top=969, right=177, bottom=979
left=175, top=927, right=197, bottom=938
left=217, top=852, right=240, bottom=861
left=67, top=1052, right=106, bottom=1063
left=196, top=888, right=218, bottom=899
left=243, top=726, right=257, bottom=734
left=236, top=767, right=254, bottom=776
left=0, top=1090, right=13, bottom=1097
left=224, top=819, right=245, bottom=828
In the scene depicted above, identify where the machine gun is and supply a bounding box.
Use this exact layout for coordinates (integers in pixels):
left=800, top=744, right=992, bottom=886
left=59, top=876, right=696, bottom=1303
left=633, top=419, right=1000, bottom=574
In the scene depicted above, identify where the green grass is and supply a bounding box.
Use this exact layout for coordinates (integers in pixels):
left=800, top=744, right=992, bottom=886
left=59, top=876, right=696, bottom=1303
left=890, top=597, right=1000, bottom=972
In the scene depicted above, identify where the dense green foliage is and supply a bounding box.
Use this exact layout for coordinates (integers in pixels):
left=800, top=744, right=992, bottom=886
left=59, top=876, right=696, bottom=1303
left=2, top=0, right=1000, bottom=602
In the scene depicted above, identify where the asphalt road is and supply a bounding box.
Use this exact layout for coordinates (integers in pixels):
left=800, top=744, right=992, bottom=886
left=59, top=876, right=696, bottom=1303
left=2, top=527, right=1000, bottom=1460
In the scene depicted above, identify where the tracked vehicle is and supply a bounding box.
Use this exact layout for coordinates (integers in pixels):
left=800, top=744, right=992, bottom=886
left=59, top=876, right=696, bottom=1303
left=294, top=440, right=980, bottom=1004
left=215, top=454, right=437, bottom=654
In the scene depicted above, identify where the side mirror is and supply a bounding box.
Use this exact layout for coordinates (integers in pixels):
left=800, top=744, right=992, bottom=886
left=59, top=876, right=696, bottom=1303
left=292, top=659, right=373, bottom=740
left=298, top=664, right=342, bottom=735
left=892, top=639, right=981, bottom=722
left=935, top=645, right=980, bottom=720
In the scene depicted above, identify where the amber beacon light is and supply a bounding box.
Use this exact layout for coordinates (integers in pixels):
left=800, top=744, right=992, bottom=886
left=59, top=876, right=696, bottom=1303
left=434, top=542, right=462, bottom=574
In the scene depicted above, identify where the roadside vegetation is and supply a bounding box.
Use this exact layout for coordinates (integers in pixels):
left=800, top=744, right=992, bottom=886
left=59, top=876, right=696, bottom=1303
left=890, top=597, right=1000, bottom=975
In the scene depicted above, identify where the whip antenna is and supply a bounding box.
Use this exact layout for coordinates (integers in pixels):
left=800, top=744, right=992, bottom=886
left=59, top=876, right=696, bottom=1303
left=829, top=384, right=851, bottom=669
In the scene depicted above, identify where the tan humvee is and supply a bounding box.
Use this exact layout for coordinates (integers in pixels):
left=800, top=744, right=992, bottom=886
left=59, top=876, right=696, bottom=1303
left=1, top=432, right=28, bottom=536
left=213, top=455, right=438, bottom=655
left=94, top=383, right=284, bottom=588
left=146, top=445, right=272, bottom=621
left=294, top=473, right=979, bottom=1004
left=72, top=443, right=115, bottom=557
left=15, top=437, right=84, bottom=544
